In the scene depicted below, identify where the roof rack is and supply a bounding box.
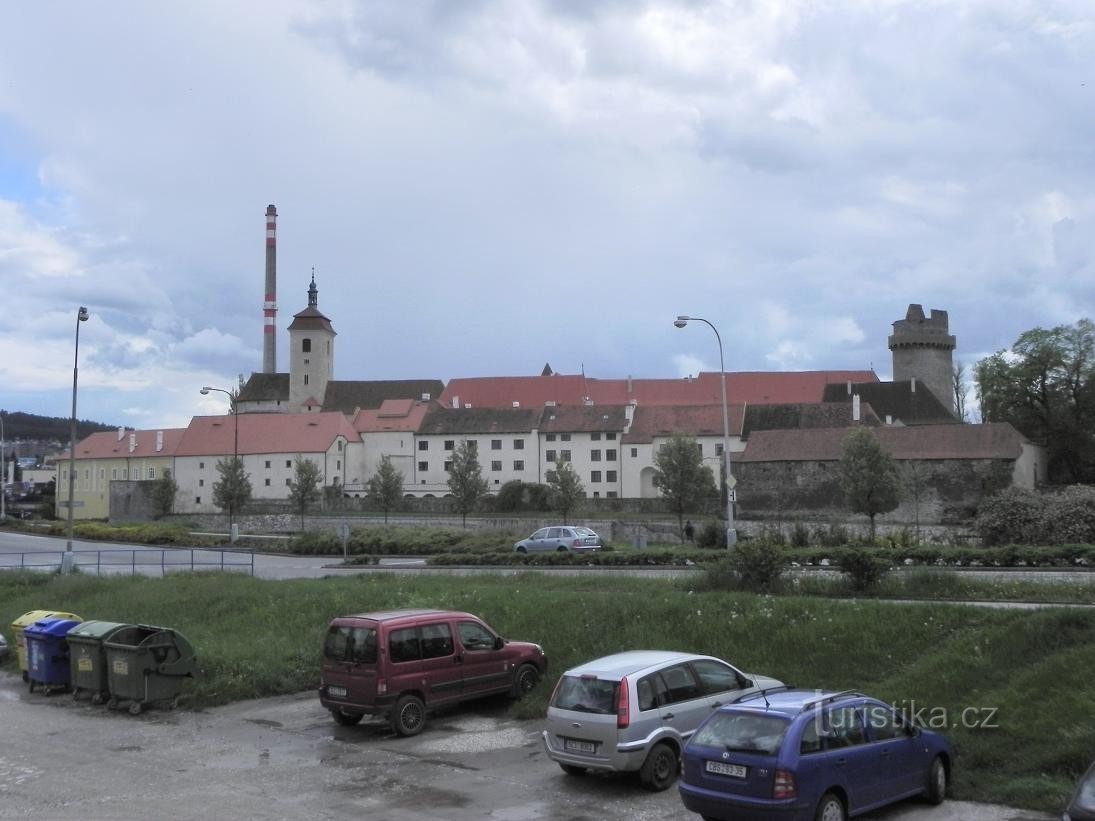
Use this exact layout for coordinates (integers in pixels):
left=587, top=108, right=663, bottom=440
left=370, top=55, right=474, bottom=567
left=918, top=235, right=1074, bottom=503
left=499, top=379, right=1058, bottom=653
left=799, top=690, right=866, bottom=713
left=731, top=684, right=794, bottom=704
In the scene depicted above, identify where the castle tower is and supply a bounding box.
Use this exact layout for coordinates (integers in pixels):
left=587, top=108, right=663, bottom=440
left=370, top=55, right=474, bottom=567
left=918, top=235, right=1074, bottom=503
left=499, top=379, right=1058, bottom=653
left=888, top=304, right=957, bottom=413
left=262, top=204, right=278, bottom=374
left=287, top=271, right=336, bottom=412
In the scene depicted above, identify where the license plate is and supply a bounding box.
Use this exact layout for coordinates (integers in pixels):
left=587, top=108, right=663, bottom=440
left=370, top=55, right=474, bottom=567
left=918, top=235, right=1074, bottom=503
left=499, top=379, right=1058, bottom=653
left=327, top=685, right=348, bottom=698
left=564, top=738, right=596, bottom=754
left=706, top=760, right=747, bottom=778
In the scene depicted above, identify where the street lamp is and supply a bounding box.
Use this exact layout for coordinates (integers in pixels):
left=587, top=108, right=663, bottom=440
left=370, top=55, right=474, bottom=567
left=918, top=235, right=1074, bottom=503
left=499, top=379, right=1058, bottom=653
left=66, top=306, right=90, bottom=559
left=674, top=314, right=737, bottom=547
left=200, top=386, right=238, bottom=539
left=1, top=410, right=6, bottom=521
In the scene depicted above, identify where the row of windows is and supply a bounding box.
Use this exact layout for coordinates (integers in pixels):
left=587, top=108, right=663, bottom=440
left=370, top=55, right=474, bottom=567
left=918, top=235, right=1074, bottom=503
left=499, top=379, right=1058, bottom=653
left=415, top=462, right=617, bottom=483
left=420, top=439, right=526, bottom=451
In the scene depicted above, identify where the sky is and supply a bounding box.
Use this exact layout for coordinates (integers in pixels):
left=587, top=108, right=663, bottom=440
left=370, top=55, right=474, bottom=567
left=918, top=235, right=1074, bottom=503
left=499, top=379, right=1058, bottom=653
left=1, top=0, right=1093, bottom=431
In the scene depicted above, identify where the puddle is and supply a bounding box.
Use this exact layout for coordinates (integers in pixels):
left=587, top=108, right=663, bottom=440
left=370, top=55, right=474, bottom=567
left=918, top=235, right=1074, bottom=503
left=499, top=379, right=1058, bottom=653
left=245, top=718, right=284, bottom=729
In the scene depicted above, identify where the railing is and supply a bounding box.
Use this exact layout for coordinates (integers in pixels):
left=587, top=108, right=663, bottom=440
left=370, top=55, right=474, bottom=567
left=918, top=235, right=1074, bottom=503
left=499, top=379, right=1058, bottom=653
left=0, top=548, right=255, bottom=576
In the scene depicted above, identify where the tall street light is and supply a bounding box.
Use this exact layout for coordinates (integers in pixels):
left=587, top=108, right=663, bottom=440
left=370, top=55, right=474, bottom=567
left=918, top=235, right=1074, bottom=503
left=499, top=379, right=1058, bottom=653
left=674, top=315, right=738, bottom=547
left=66, top=306, right=90, bottom=559
left=1, top=410, right=6, bottom=521
left=200, top=385, right=238, bottom=539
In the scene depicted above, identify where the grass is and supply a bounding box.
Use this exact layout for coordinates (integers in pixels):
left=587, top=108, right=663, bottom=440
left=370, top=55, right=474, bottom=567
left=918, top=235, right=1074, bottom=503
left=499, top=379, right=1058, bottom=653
left=0, top=569, right=1091, bottom=811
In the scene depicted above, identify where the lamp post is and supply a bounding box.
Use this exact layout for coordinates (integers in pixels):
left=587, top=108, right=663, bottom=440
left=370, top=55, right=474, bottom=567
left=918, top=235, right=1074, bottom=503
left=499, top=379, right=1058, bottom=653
left=674, top=314, right=737, bottom=547
left=200, top=386, right=238, bottom=540
left=66, top=306, right=90, bottom=559
left=1, top=410, right=6, bottom=521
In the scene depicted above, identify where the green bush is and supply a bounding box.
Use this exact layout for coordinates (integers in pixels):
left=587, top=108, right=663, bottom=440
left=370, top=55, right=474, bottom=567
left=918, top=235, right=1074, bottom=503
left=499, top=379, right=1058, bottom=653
left=814, top=523, right=850, bottom=547
left=834, top=546, right=891, bottom=591
left=790, top=522, right=811, bottom=547
left=1044, top=486, right=1095, bottom=545
left=697, top=520, right=727, bottom=549
left=729, top=540, right=786, bottom=593
left=975, top=487, right=1048, bottom=546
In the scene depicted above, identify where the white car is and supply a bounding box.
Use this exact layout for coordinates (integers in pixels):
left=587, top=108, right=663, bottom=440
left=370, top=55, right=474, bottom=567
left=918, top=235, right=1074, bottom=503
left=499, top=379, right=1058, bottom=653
left=514, top=526, right=602, bottom=554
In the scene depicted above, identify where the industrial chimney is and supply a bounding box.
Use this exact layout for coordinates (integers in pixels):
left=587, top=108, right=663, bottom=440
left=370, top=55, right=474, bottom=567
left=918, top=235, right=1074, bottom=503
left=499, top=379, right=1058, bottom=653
left=263, top=204, right=278, bottom=374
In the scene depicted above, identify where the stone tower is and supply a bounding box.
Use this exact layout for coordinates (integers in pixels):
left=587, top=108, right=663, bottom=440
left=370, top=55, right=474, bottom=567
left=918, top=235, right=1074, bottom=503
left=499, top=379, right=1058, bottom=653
left=888, top=304, right=956, bottom=413
left=287, top=272, right=336, bottom=412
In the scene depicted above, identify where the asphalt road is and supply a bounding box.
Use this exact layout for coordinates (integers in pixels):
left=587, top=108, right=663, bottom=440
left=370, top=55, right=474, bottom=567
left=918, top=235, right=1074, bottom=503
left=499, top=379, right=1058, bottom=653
left=0, top=673, right=1056, bottom=821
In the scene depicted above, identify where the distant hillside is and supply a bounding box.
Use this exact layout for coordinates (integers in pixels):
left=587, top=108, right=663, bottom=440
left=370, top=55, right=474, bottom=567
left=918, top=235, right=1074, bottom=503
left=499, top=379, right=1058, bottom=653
left=1, top=411, right=121, bottom=442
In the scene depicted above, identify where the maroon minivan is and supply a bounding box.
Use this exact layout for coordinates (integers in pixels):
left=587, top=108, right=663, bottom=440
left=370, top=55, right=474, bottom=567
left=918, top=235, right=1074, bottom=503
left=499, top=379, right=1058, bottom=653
left=319, top=609, right=548, bottom=736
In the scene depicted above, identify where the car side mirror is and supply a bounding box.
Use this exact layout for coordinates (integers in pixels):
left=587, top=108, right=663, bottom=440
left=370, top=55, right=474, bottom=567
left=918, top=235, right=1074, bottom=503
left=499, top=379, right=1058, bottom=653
left=905, top=724, right=920, bottom=737
left=494, top=636, right=505, bottom=650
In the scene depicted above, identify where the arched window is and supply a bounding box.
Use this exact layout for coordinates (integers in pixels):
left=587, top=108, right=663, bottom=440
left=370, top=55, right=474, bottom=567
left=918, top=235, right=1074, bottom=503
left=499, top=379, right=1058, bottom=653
left=302, top=338, right=311, bottom=353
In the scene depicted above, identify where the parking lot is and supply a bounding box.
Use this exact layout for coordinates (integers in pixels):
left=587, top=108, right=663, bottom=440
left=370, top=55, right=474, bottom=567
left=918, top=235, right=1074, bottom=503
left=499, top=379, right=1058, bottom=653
left=0, top=673, right=1053, bottom=820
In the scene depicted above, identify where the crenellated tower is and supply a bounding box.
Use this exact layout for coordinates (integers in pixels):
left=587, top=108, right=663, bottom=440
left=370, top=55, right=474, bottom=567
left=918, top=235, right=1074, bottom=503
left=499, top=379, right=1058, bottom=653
left=888, top=304, right=957, bottom=414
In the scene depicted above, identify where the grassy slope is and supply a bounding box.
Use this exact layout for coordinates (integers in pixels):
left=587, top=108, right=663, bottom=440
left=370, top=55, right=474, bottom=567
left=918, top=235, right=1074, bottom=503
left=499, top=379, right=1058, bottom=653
left=0, top=570, right=1090, bottom=811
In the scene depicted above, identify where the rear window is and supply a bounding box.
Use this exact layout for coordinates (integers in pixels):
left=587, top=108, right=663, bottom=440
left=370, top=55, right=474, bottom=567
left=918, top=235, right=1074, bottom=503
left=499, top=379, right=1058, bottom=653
left=324, top=625, right=377, bottom=664
left=692, top=712, right=790, bottom=756
left=575, top=528, right=596, bottom=537
left=551, top=675, right=619, bottom=714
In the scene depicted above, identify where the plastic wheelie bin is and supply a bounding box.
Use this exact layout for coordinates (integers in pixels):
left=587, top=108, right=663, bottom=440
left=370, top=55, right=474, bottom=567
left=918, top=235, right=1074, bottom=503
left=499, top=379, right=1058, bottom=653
left=103, top=624, right=197, bottom=715
left=12, top=610, right=81, bottom=682
left=24, top=617, right=83, bottom=695
left=67, top=621, right=130, bottom=704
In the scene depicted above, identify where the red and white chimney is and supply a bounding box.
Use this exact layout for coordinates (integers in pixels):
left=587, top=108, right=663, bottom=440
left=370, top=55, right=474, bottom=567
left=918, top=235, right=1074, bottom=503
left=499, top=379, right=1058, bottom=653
left=263, top=204, right=278, bottom=374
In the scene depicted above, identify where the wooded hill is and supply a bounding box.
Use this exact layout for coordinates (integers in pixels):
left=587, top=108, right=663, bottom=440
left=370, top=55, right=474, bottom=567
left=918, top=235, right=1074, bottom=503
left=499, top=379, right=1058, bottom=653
left=0, top=410, right=119, bottom=442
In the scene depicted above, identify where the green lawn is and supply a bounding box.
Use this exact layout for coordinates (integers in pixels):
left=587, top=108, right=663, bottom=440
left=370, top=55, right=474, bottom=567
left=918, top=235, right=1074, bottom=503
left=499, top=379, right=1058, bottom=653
left=0, top=569, right=1090, bottom=811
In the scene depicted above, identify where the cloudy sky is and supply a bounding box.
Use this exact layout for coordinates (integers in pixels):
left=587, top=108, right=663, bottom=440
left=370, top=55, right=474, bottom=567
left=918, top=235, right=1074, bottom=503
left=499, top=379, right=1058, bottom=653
left=1, top=1, right=1093, bottom=430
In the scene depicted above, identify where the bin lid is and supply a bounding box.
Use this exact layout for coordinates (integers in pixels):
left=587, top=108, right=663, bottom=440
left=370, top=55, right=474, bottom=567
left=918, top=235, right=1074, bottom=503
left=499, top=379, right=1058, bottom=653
left=67, top=620, right=131, bottom=640
left=13, top=610, right=81, bottom=629
left=24, top=618, right=83, bottom=637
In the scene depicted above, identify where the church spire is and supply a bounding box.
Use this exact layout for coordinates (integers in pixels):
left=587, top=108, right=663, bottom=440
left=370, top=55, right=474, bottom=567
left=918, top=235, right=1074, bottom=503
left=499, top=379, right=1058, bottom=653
left=308, top=267, right=318, bottom=308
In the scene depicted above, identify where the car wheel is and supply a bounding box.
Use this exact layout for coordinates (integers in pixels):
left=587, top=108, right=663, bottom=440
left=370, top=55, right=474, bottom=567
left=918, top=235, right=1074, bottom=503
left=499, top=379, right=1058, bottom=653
left=639, top=742, right=679, bottom=791
left=331, top=708, right=364, bottom=726
left=815, top=792, right=845, bottom=821
left=516, top=546, right=527, bottom=554
left=556, top=545, right=568, bottom=552
left=512, top=663, right=540, bottom=698
left=391, top=694, right=426, bottom=737
left=926, top=756, right=947, bottom=805
left=560, top=764, right=587, bottom=777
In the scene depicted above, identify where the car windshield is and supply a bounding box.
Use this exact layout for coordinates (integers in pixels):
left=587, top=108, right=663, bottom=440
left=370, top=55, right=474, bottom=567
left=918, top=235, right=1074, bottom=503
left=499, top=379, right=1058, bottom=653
left=552, top=675, right=618, bottom=714
left=693, top=712, right=790, bottom=755
left=1076, top=766, right=1095, bottom=811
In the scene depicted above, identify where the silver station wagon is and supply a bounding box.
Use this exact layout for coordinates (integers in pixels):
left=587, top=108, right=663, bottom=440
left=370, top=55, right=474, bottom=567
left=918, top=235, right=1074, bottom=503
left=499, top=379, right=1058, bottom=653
left=543, top=650, right=783, bottom=791
left=514, top=525, right=602, bottom=553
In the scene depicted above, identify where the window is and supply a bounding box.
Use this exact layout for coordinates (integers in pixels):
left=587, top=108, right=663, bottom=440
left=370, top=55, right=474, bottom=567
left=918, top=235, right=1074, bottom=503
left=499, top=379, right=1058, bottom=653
left=99, top=469, right=105, bottom=479
left=606, top=432, right=616, bottom=440
left=546, top=449, right=557, bottom=462
left=337, top=460, right=341, bottom=470
left=606, top=448, right=617, bottom=462
left=660, top=664, right=701, bottom=703
left=419, top=440, right=429, bottom=451
left=607, top=491, right=618, bottom=498
left=195, top=496, right=201, bottom=504
left=304, top=374, right=309, bottom=385
left=302, top=338, right=311, bottom=353
left=111, top=468, right=117, bottom=480
left=513, top=439, right=524, bottom=450
left=865, top=705, right=907, bottom=741
left=337, top=441, right=343, bottom=452
left=199, top=461, right=204, bottom=469
left=458, top=621, right=497, bottom=652
left=265, top=478, right=271, bottom=486
left=444, top=440, right=454, bottom=450
left=418, top=461, right=428, bottom=472
left=147, top=468, right=156, bottom=479
left=444, top=460, right=453, bottom=472
left=466, top=440, right=477, bottom=452
left=591, top=471, right=601, bottom=483
left=560, top=450, right=571, bottom=462
left=491, top=439, right=502, bottom=450
left=631, top=447, right=638, bottom=457
left=637, top=674, right=668, bottom=711
left=513, top=460, right=524, bottom=471
left=286, top=460, right=292, bottom=468
left=606, top=470, right=617, bottom=483
left=825, top=707, right=867, bottom=748
left=800, top=717, right=822, bottom=755
left=419, top=623, right=454, bottom=659
left=285, top=478, right=291, bottom=486
left=198, top=479, right=204, bottom=487
left=388, top=627, right=421, bottom=663
left=697, top=443, right=703, bottom=455
left=692, top=660, right=742, bottom=695
left=546, top=433, right=556, bottom=442
left=561, top=433, right=571, bottom=441
left=716, top=443, right=725, bottom=456
left=121, top=469, right=128, bottom=479
left=591, top=432, right=601, bottom=441
left=591, top=450, right=601, bottom=461
left=491, top=461, right=502, bottom=472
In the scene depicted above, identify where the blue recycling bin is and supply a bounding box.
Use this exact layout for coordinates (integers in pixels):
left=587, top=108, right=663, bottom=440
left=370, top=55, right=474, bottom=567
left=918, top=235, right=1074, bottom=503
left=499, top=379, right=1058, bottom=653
left=24, top=617, right=82, bottom=695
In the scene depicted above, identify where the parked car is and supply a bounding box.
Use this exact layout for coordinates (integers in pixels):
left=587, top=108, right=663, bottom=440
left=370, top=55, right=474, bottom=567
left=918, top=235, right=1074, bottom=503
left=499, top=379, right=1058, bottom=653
left=542, top=650, right=784, bottom=791
left=0, top=631, right=7, bottom=661
left=678, top=688, right=953, bottom=820
left=318, top=609, right=547, bottom=736
left=514, top=525, right=602, bottom=553
left=1064, top=760, right=1095, bottom=821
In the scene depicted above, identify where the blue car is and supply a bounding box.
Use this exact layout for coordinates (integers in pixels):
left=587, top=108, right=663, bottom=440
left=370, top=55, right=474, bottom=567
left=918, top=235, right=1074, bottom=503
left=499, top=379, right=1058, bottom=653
left=678, top=688, right=952, bottom=821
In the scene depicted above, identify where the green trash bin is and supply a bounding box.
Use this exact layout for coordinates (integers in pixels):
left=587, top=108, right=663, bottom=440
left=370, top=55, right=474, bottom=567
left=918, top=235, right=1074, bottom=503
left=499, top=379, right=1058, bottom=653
left=67, top=621, right=130, bottom=704
left=103, top=624, right=197, bottom=715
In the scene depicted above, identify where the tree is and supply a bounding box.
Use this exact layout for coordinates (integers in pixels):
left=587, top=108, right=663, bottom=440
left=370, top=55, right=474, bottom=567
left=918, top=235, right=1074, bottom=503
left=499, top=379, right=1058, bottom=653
left=366, top=456, right=405, bottom=523
left=975, top=319, right=1095, bottom=483
left=900, top=461, right=930, bottom=544
left=447, top=440, right=488, bottom=527
left=838, top=428, right=901, bottom=543
left=148, top=468, right=179, bottom=520
left=952, top=361, right=970, bottom=422
left=545, top=459, right=585, bottom=523
left=212, top=456, right=252, bottom=523
left=652, top=433, right=717, bottom=540
left=287, top=455, right=323, bottom=530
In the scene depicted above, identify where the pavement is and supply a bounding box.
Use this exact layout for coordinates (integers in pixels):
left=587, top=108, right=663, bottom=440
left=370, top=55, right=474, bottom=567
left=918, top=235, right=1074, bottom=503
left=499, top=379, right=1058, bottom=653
left=0, top=673, right=1056, bottom=821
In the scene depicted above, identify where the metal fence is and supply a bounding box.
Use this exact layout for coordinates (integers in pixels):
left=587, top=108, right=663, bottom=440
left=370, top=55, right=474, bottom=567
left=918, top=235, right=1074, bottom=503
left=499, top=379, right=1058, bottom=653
left=0, top=548, right=255, bottom=576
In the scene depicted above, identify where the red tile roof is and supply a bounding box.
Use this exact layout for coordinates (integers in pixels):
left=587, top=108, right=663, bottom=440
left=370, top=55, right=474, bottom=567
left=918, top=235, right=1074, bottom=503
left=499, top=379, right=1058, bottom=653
left=622, top=404, right=746, bottom=444
left=352, top=401, right=431, bottom=433
left=68, top=428, right=187, bottom=460
left=439, top=370, right=878, bottom=409
left=736, top=423, right=1027, bottom=462
left=539, top=405, right=630, bottom=432
left=175, top=412, right=359, bottom=457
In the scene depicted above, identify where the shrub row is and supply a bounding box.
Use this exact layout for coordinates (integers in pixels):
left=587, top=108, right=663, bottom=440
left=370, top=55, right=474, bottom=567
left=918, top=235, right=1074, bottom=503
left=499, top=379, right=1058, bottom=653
left=976, top=486, right=1095, bottom=546
left=288, top=526, right=515, bottom=556
left=347, top=549, right=718, bottom=567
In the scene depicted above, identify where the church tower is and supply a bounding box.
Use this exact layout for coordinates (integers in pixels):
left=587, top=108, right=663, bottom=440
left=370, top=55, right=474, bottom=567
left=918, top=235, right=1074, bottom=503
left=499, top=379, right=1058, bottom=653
left=888, top=304, right=956, bottom=414
left=288, top=272, right=336, bottom=412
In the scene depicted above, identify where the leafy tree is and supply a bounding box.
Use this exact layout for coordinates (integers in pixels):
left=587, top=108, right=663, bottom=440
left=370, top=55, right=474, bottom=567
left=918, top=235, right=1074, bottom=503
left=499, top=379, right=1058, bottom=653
left=652, top=433, right=717, bottom=539
left=447, top=440, right=489, bottom=527
left=212, top=456, right=252, bottom=524
left=838, top=428, right=901, bottom=543
left=975, top=319, right=1095, bottom=483
left=148, top=467, right=179, bottom=520
left=901, top=461, right=930, bottom=545
left=545, top=459, right=585, bottom=523
left=366, top=456, right=405, bottom=523
left=287, top=455, right=323, bottom=530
